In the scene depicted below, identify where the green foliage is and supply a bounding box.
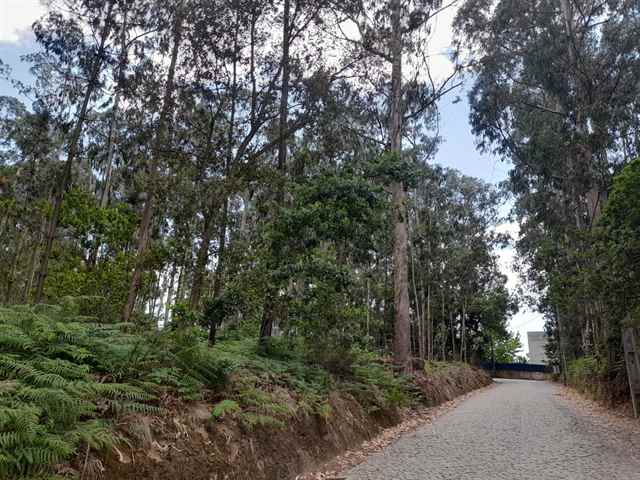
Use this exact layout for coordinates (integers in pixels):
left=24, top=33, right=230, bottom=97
left=60, top=188, right=137, bottom=253
left=0, top=304, right=235, bottom=477
left=211, top=399, right=241, bottom=420
left=603, top=159, right=640, bottom=232
left=341, top=351, right=411, bottom=412
left=484, top=332, right=523, bottom=364
left=567, top=356, right=614, bottom=401
left=368, top=151, right=423, bottom=188
left=45, top=253, right=136, bottom=322
left=599, top=159, right=640, bottom=324
left=260, top=168, right=387, bottom=370
left=206, top=340, right=413, bottom=432
left=0, top=307, right=125, bottom=478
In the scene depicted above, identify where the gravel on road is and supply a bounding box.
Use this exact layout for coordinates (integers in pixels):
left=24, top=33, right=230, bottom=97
left=346, top=379, right=640, bottom=480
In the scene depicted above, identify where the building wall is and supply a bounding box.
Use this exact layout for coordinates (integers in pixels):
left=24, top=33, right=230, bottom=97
left=527, top=331, right=548, bottom=365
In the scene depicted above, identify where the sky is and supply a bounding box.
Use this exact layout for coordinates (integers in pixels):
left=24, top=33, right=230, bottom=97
left=0, top=1, right=546, bottom=355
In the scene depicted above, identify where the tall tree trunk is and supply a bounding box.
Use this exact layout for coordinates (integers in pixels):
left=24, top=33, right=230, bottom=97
left=389, top=0, right=411, bottom=373
left=410, top=236, right=424, bottom=360
left=441, top=290, right=446, bottom=361
left=208, top=15, right=239, bottom=342
left=189, top=203, right=215, bottom=310
left=208, top=198, right=229, bottom=346
left=5, top=234, right=24, bottom=303
left=122, top=12, right=184, bottom=322
left=259, top=0, right=291, bottom=346
left=100, top=7, right=129, bottom=209
left=188, top=108, right=219, bottom=309
left=164, top=260, right=177, bottom=325
left=34, top=0, right=115, bottom=303
left=450, top=309, right=455, bottom=360
left=427, top=283, right=432, bottom=361
left=461, top=298, right=467, bottom=362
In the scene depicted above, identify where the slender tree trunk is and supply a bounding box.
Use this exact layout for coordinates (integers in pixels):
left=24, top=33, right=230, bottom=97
left=366, top=277, right=371, bottom=338
left=0, top=214, right=7, bottom=239
left=389, top=0, right=411, bottom=373
left=209, top=14, right=240, bottom=342
left=22, top=214, right=46, bottom=303
left=122, top=12, right=184, bottom=322
left=175, top=265, right=185, bottom=303
left=34, top=0, right=115, bottom=303
left=189, top=204, right=215, bottom=310
left=409, top=219, right=424, bottom=360
left=260, top=0, right=291, bottom=346
left=250, top=6, right=258, bottom=128
left=461, top=298, right=467, bottom=362
left=427, top=282, right=432, bottom=361
left=100, top=8, right=129, bottom=208
left=208, top=199, right=229, bottom=345
left=164, top=260, right=177, bottom=325
left=188, top=108, right=219, bottom=309
left=450, top=309, right=455, bottom=360
left=441, top=290, right=446, bottom=361
left=5, top=234, right=24, bottom=303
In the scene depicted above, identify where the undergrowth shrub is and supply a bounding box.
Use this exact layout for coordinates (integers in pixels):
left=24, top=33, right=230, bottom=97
left=0, top=304, right=233, bottom=478
left=0, top=303, right=418, bottom=475
left=211, top=341, right=410, bottom=428
left=211, top=339, right=333, bottom=429
left=567, top=356, right=623, bottom=403
left=341, top=350, right=411, bottom=412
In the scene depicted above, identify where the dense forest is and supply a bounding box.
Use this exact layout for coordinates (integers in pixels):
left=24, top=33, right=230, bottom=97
left=0, top=0, right=518, bottom=366
left=456, top=0, right=640, bottom=399
left=0, top=0, right=639, bottom=477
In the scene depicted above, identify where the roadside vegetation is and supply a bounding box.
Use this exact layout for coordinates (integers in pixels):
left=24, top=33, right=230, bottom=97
left=0, top=302, right=471, bottom=478
left=2, top=0, right=639, bottom=477
left=456, top=1, right=640, bottom=403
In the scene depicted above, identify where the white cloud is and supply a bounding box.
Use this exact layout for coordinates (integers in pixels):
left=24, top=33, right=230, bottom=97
left=0, top=0, right=45, bottom=43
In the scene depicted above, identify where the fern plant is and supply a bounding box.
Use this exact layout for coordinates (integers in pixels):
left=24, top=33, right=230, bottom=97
left=0, top=304, right=234, bottom=478
left=0, top=306, right=148, bottom=478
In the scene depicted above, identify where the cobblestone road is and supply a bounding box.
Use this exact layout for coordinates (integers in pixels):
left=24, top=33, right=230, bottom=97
left=346, top=379, right=640, bottom=480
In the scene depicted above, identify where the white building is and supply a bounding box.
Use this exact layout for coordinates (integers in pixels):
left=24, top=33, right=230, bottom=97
left=527, top=331, right=548, bottom=364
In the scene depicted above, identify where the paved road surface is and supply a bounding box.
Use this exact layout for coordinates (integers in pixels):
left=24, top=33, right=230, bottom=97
left=346, top=379, right=640, bottom=480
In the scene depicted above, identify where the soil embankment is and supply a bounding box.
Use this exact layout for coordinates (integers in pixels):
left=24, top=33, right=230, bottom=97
left=99, top=363, right=491, bottom=480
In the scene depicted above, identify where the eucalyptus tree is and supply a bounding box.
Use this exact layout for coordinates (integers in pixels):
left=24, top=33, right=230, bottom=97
left=26, top=0, right=126, bottom=302
left=327, top=0, right=462, bottom=371
left=456, top=0, right=640, bottom=376
left=0, top=98, right=63, bottom=303
left=254, top=0, right=363, bottom=345
left=121, top=0, right=188, bottom=322
left=410, top=164, right=508, bottom=361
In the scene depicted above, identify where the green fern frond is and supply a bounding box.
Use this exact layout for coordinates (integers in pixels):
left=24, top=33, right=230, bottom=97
left=35, top=359, right=90, bottom=381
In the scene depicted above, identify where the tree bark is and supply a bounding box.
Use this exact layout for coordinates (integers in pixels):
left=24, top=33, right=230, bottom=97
left=389, top=0, right=411, bottom=373
left=427, top=282, right=432, bottom=361
left=259, top=0, right=291, bottom=346
left=34, top=0, right=116, bottom=303
left=5, top=233, right=24, bottom=303
left=208, top=198, right=229, bottom=346
left=189, top=203, right=215, bottom=310
left=100, top=6, right=128, bottom=209
left=461, top=298, right=467, bottom=362
left=441, top=290, right=446, bottom=361
left=122, top=11, right=184, bottom=322
left=164, top=260, right=177, bottom=325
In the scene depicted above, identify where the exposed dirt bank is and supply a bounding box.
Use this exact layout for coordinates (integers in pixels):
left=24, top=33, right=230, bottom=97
left=87, top=363, right=491, bottom=480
